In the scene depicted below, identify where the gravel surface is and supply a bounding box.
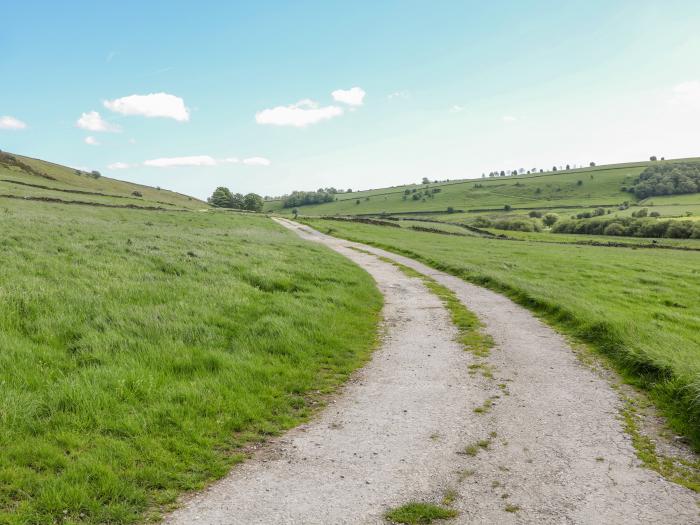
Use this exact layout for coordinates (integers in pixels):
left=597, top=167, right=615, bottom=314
left=164, top=218, right=698, bottom=524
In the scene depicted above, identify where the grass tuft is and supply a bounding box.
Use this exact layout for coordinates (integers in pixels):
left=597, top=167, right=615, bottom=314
left=385, top=502, right=458, bottom=524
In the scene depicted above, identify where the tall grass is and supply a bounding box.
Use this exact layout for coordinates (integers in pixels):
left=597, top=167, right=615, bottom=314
left=0, top=201, right=381, bottom=524
left=303, top=218, right=700, bottom=448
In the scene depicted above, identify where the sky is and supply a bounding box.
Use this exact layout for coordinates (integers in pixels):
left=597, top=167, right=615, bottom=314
left=1, top=0, right=700, bottom=200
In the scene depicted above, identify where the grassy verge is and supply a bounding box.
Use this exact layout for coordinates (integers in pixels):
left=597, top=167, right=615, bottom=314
left=0, top=201, right=382, bottom=524
left=303, top=218, right=700, bottom=449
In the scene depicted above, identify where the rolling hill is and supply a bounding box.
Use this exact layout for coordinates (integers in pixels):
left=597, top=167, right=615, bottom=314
left=0, top=151, right=207, bottom=210
left=265, top=157, right=700, bottom=218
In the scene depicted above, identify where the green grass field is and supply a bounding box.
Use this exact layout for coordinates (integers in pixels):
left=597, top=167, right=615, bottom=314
left=0, top=199, right=381, bottom=524
left=302, top=218, right=700, bottom=448
left=266, top=158, right=700, bottom=216
left=0, top=153, right=206, bottom=210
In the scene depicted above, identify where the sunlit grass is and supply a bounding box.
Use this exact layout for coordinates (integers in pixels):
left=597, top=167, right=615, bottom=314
left=0, top=201, right=382, bottom=524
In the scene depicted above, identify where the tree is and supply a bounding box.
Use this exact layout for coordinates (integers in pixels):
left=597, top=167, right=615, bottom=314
left=347, top=188, right=353, bottom=193
left=552, top=166, right=557, bottom=171
left=650, top=156, right=657, bottom=161
left=590, top=161, right=596, bottom=167
left=292, top=208, right=299, bottom=218
left=90, top=170, right=101, bottom=179
left=542, top=213, right=559, bottom=227
left=500, top=170, right=505, bottom=177
left=231, top=193, right=245, bottom=209
left=422, top=177, right=430, bottom=184
left=566, top=164, right=570, bottom=170
left=504, top=204, right=512, bottom=211
left=243, top=193, right=264, bottom=212
left=209, top=186, right=234, bottom=207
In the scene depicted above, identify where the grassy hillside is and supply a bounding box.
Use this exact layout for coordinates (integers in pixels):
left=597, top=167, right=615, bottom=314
left=0, top=175, right=382, bottom=523
left=266, top=158, right=700, bottom=216
left=0, top=152, right=206, bottom=210
left=303, top=218, right=700, bottom=449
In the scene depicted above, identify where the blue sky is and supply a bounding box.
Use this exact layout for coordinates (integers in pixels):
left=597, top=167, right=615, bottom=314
left=2, top=1, right=700, bottom=199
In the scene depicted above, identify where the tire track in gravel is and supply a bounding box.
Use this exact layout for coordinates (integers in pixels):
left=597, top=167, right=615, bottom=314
left=164, top=218, right=698, bottom=525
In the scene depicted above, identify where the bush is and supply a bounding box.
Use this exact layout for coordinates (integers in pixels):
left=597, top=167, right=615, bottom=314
left=131, top=191, right=143, bottom=197
left=632, top=208, right=648, bottom=218
left=542, top=213, right=559, bottom=227
left=493, top=218, right=541, bottom=232
left=603, top=222, right=625, bottom=236
left=503, top=204, right=512, bottom=211
left=528, top=210, right=542, bottom=218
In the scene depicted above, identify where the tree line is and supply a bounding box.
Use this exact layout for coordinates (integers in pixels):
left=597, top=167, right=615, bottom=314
left=627, top=162, right=700, bottom=199
left=208, top=187, right=264, bottom=211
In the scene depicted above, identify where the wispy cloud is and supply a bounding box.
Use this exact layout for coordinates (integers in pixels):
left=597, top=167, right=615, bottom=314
left=388, top=90, right=410, bottom=100
left=332, top=87, right=366, bottom=106
left=0, top=115, right=27, bottom=129
left=144, top=155, right=217, bottom=168
left=256, top=99, right=343, bottom=127
left=84, top=136, right=100, bottom=146
left=243, top=157, right=271, bottom=166
left=450, top=105, right=465, bottom=113
left=107, top=162, right=131, bottom=170
left=139, top=155, right=271, bottom=168
left=76, top=111, right=120, bottom=132
left=502, top=115, right=517, bottom=122
left=104, top=93, right=190, bottom=122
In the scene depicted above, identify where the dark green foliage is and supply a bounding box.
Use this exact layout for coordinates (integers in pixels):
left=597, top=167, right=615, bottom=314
left=281, top=190, right=335, bottom=208
left=542, top=213, right=559, bottom=227
left=528, top=210, right=543, bottom=218
left=208, top=186, right=234, bottom=208
left=243, top=193, right=264, bottom=212
left=553, top=216, right=700, bottom=239
left=629, top=162, right=700, bottom=199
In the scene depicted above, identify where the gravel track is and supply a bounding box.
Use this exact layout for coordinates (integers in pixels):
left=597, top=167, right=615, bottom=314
left=164, top=218, right=698, bottom=524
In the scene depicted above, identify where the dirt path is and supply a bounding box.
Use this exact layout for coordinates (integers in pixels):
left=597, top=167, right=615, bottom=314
left=165, top=219, right=698, bottom=524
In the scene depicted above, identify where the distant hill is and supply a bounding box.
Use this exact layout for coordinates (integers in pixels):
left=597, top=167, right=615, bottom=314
left=265, top=158, right=700, bottom=216
left=0, top=151, right=206, bottom=210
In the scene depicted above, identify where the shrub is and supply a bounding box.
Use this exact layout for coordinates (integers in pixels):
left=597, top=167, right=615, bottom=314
left=650, top=211, right=660, bottom=218
left=131, top=191, right=143, bottom=197
left=503, top=204, right=512, bottom=211
left=632, top=208, right=648, bottom=218
left=543, top=213, right=559, bottom=227
left=528, top=210, right=542, bottom=218
left=603, top=222, right=625, bottom=236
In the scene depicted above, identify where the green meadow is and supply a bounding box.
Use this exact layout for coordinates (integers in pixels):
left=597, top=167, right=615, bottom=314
left=265, top=158, right=700, bottom=216
left=302, top=218, right=700, bottom=447
left=0, top=200, right=381, bottom=524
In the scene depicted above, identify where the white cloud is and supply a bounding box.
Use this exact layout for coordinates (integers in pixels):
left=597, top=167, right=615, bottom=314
left=107, top=162, right=131, bottom=170
left=143, top=155, right=217, bottom=168
left=76, top=111, right=120, bottom=132
left=84, top=136, right=100, bottom=146
left=243, top=156, right=271, bottom=166
left=670, top=80, right=700, bottom=110
left=222, top=157, right=240, bottom=163
left=255, top=99, right=343, bottom=127
left=388, top=90, right=409, bottom=100
left=450, top=105, right=465, bottom=113
left=332, top=87, right=366, bottom=106
left=0, top=115, right=27, bottom=130
left=104, top=92, right=190, bottom=122
left=502, top=115, right=517, bottom=122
